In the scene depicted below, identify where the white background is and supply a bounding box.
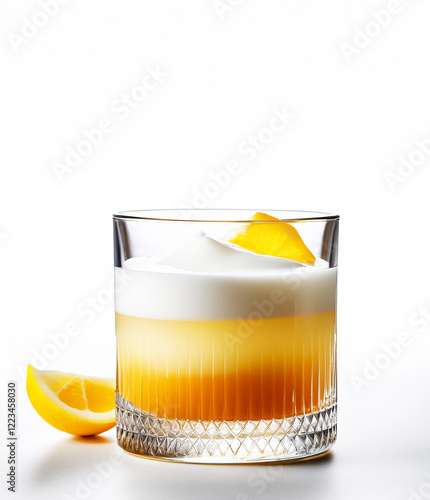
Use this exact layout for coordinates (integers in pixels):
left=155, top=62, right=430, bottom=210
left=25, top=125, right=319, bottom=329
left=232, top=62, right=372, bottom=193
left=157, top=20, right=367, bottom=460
left=1, top=1, right=430, bottom=499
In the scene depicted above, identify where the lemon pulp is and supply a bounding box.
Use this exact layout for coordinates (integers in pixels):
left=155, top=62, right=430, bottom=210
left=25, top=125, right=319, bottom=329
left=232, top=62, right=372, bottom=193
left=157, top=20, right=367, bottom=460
left=228, top=212, right=316, bottom=264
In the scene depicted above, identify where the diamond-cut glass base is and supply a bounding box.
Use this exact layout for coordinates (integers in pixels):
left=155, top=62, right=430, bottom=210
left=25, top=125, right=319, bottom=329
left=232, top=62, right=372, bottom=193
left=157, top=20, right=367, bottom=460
left=116, top=395, right=337, bottom=463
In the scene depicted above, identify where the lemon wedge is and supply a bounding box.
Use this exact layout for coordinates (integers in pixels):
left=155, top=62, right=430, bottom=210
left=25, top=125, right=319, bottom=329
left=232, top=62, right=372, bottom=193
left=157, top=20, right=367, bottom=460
left=26, top=365, right=116, bottom=436
left=228, top=212, right=316, bottom=264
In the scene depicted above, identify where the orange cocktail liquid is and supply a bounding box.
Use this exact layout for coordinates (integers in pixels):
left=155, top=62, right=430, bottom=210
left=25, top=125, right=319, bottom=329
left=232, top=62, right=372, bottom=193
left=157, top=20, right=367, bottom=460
left=116, top=311, right=336, bottom=421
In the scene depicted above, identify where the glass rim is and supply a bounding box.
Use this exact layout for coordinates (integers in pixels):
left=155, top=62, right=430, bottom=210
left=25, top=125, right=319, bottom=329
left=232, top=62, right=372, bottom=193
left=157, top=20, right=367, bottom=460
left=112, top=209, right=339, bottom=223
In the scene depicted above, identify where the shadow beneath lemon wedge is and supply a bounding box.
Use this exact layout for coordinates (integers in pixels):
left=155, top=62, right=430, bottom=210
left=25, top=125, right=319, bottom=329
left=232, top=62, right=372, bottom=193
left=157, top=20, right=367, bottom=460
left=70, top=435, right=112, bottom=444
left=31, top=431, right=117, bottom=484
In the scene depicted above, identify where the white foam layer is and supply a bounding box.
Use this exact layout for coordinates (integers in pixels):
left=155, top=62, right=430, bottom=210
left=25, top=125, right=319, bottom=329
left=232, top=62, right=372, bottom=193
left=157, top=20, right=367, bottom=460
left=115, top=234, right=336, bottom=320
left=124, top=233, right=311, bottom=275
left=115, top=265, right=337, bottom=320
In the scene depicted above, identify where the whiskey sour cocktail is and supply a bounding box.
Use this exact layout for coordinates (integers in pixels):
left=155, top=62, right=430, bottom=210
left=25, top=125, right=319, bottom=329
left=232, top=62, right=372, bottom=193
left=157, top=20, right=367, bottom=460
left=114, top=210, right=339, bottom=463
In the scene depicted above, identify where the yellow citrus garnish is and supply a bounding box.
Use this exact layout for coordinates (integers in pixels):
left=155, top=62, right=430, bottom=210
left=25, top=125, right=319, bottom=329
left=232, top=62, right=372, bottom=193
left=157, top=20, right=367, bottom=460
left=26, top=365, right=116, bottom=436
left=228, top=212, right=316, bottom=264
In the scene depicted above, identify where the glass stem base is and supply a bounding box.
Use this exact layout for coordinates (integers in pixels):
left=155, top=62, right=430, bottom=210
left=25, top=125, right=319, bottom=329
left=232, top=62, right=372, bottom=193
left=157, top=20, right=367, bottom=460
left=116, top=395, right=337, bottom=463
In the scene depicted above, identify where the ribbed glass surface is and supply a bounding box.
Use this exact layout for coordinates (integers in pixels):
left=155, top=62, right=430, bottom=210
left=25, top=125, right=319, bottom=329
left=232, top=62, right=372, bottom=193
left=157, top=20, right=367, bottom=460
left=115, top=311, right=336, bottom=462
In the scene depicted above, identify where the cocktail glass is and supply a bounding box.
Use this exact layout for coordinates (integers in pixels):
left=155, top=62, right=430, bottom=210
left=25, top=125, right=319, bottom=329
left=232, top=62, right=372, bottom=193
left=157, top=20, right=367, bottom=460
left=113, top=209, right=339, bottom=463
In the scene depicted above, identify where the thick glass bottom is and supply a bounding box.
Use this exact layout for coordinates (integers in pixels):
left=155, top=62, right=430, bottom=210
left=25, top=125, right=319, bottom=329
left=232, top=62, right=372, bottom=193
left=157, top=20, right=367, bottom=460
left=116, top=395, right=337, bottom=463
